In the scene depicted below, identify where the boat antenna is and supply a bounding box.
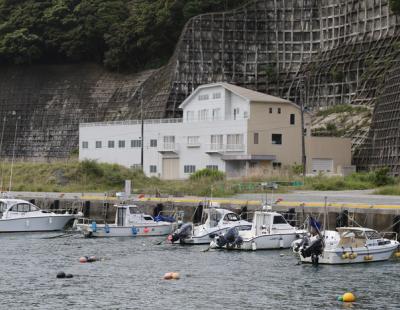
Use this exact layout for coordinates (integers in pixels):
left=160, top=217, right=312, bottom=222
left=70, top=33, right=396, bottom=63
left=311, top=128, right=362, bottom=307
left=323, top=196, right=327, bottom=235
left=0, top=115, right=6, bottom=191
left=8, top=114, right=19, bottom=193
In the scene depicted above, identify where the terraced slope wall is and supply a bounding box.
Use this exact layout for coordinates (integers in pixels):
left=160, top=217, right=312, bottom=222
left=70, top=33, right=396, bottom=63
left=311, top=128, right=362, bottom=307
left=1, top=0, right=400, bottom=172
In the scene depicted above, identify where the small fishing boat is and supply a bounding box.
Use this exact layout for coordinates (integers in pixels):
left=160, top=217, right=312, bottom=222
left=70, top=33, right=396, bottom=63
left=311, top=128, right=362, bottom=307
left=295, top=226, right=399, bottom=264
left=170, top=205, right=252, bottom=245
left=210, top=207, right=304, bottom=250
left=0, top=198, right=77, bottom=232
left=80, top=204, right=175, bottom=237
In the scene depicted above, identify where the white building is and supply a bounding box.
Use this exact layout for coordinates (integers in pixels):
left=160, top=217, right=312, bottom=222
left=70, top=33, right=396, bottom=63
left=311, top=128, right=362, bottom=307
left=79, top=83, right=351, bottom=179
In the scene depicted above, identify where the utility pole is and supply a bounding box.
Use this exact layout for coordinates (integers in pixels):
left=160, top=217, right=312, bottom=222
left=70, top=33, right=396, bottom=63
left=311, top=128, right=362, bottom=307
left=140, top=88, right=144, bottom=170
left=300, top=79, right=307, bottom=180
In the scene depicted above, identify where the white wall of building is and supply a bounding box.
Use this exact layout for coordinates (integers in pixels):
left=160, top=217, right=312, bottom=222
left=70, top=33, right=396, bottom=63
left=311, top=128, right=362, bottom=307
left=80, top=84, right=250, bottom=179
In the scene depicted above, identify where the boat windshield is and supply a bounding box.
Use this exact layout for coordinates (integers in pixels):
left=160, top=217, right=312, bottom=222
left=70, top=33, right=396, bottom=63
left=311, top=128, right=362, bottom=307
left=208, top=209, right=222, bottom=227
left=0, top=202, right=7, bottom=212
left=273, top=215, right=287, bottom=224
left=129, top=207, right=140, bottom=214
left=10, top=203, right=38, bottom=212
left=365, top=230, right=381, bottom=239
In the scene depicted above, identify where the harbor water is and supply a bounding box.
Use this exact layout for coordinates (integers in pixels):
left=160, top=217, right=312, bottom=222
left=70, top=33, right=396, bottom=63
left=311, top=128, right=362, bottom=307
left=1, top=233, right=399, bottom=310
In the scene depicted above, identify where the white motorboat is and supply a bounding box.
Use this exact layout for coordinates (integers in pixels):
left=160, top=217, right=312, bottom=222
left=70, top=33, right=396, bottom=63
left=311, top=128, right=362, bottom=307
left=80, top=204, right=175, bottom=237
left=295, top=227, right=399, bottom=264
left=0, top=199, right=77, bottom=232
left=170, top=206, right=252, bottom=245
left=210, top=207, right=304, bottom=250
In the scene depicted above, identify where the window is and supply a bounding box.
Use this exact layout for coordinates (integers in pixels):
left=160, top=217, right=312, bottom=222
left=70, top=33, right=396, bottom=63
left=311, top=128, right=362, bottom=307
left=131, top=140, right=142, bottom=148
left=150, top=139, right=157, bottom=147
left=273, top=215, right=287, bottom=224
left=206, top=165, right=218, bottom=171
left=290, top=114, right=295, bottom=125
left=244, top=111, right=248, bottom=119
left=272, top=134, right=282, bottom=145
left=131, top=164, right=142, bottom=170
left=198, top=109, right=208, bottom=120
left=198, top=94, right=209, bottom=101
left=233, top=108, right=239, bottom=120
left=254, top=133, right=259, bottom=144
left=184, top=165, right=196, bottom=173
left=212, top=92, right=221, bottom=99
left=118, top=140, right=125, bottom=148
left=186, top=111, right=194, bottom=121
left=82, top=141, right=88, bottom=149
left=95, top=141, right=102, bottom=148
left=108, top=140, right=115, bottom=148
left=227, top=134, right=243, bottom=145
left=187, top=136, right=200, bottom=146
left=269, top=107, right=273, bottom=113
left=278, top=107, right=281, bottom=114
left=149, top=165, right=157, bottom=173
left=212, top=108, right=221, bottom=120
left=210, top=135, right=223, bottom=150
left=224, top=213, right=239, bottom=221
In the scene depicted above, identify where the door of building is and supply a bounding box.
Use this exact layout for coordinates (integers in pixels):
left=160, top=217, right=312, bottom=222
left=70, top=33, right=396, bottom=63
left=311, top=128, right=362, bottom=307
left=311, top=158, right=333, bottom=174
left=162, top=158, right=180, bottom=180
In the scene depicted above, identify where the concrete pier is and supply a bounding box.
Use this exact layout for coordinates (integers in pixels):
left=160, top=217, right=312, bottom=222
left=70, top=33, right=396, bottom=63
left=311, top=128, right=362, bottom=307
left=10, top=191, right=400, bottom=236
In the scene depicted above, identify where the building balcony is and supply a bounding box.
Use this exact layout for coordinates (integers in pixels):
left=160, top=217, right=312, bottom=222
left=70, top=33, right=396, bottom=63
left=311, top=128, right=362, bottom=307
left=205, top=144, right=245, bottom=154
left=158, top=143, right=179, bottom=154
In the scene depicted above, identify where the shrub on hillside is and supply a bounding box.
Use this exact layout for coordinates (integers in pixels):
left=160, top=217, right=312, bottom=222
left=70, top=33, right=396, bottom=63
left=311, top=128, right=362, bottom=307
left=189, top=168, right=225, bottom=181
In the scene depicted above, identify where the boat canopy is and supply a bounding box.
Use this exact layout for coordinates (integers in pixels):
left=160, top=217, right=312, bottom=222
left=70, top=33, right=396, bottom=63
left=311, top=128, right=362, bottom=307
left=0, top=199, right=40, bottom=213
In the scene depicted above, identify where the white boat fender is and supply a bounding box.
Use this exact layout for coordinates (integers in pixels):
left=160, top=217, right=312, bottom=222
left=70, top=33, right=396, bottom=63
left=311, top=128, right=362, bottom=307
left=251, top=241, right=257, bottom=251
left=131, top=226, right=138, bottom=235
left=91, top=221, right=97, bottom=232
left=279, top=238, right=284, bottom=248
left=105, top=224, right=110, bottom=234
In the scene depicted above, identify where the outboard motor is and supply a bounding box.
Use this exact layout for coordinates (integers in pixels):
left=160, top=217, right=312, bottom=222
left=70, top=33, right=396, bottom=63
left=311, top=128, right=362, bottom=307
left=215, top=227, right=243, bottom=248
left=170, top=223, right=192, bottom=243
left=292, top=235, right=310, bottom=253
left=300, top=237, right=324, bottom=264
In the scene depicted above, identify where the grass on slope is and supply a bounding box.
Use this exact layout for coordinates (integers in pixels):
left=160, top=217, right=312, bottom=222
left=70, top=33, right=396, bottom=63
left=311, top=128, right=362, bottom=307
left=0, top=160, right=397, bottom=196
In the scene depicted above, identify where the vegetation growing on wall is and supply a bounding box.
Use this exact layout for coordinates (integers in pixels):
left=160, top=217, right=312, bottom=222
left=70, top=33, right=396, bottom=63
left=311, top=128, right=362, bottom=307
left=389, top=0, right=400, bottom=14
left=0, top=0, right=247, bottom=71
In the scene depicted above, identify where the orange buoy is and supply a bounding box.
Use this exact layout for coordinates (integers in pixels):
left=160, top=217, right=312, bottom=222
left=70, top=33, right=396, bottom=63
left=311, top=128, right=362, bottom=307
left=342, top=292, right=356, bottom=302
left=79, top=256, right=88, bottom=263
left=171, top=272, right=180, bottom=280
left=163, top=272, right=173, bottom=280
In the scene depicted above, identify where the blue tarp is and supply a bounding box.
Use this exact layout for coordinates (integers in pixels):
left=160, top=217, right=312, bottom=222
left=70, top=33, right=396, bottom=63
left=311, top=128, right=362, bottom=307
left=154, top=215, right=175, bottom=223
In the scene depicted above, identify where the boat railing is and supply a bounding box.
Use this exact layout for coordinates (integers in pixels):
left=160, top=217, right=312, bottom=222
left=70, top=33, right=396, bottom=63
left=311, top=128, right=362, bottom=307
left=42, top=208, right=81, bottom=215
left=76, top=218, right=106, bottom=225
left=157, top=210, right=185, bottom=222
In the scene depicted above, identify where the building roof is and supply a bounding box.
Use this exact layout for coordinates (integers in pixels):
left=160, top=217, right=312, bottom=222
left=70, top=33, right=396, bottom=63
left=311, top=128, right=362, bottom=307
left=178, top=82, right=294, bottom=109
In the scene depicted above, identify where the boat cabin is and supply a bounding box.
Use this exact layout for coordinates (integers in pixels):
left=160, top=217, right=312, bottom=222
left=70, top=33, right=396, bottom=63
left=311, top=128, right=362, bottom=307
left=0, top=199, right=41, bottom=219
left=251, top=211, right=295, bottom=235
left=202, top=208, right=241, bottom=228
left=114, top=204, right=155, bottom=226
left=337, top=227, right=388, bottom=247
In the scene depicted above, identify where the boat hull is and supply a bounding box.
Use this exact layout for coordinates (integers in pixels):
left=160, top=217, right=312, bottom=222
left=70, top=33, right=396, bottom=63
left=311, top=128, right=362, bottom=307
left=240, top=233, right=299, bottom=250
left=181, top=225, right=252, bottom=245
left=300, top=242, right=399, bottom=264
left=0, top=215, right=75, bottom=232
left=81, top=223, right=174, bottom=237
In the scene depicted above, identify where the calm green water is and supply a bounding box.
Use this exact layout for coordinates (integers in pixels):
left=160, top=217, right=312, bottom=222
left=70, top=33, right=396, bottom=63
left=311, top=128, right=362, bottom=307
left=0, top=233, right=399, bottom=310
